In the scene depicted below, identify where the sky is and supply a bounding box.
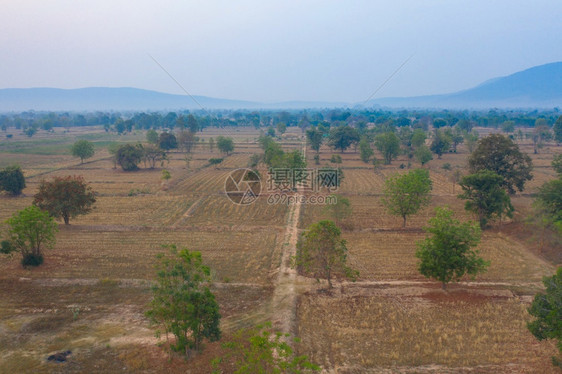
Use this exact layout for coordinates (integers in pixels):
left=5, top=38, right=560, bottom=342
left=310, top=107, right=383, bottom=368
left=1, top=0, right=561, bottom=103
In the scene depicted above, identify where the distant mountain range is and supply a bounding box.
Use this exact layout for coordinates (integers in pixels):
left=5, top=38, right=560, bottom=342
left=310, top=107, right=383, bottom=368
left=368, top=61, right=562, bottom=109
left=1, top=62, right=561, bottom=111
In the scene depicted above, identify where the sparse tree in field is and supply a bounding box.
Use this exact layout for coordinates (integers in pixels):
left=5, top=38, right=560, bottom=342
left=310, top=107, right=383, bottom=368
left=158, top=132, right=178, bottom=150
left=71, top=140, right=95, bottom=164
left=554, top=115, right=562, bottom=144
left=0, top=165, right=26, bottom=195
left=359, top=136, right=373, bottom=163
left=276, top=122, right=287, bottom=136
left=293, top=220, right=358, bottom=288
left=328, top=126, right=360, bottom=153
left=209, top=137, right=215, bottom=152
left=116, top=144, right=144, bottom=171
left=464, top=130, right=479, bottom=153
left=267, top=126, right=276, bottom=137
left=458, top=170, right=514, bottom=229
left=3, top=205, right=58, bottom=267
left=430, top=129, right=451, bottom=159
left=446, top=126, right=464, bottom=153
left=450, top=168, right=463, bottom=194
left=374, top=132, right=400, bottom=164
left=211, top=321, right=320, bottom=373
left=323, top=194, right=352, bottom=225
left=187, top=114, right=199, bottom=133
left=468, top=134, right=533, bottom=194
left=33, top=176, right=96, bottom=225
left=532, top=124, right=552, bottom=154
left=146, top=245, right=221, bottom=357
left=535, top=178, right=562, bottom=233
left=414, top=145, right=433, bottom=166
left=306, top=127, right=324, bottom=153
left=552, top=154, right=562, bottom=176
left=415, top=207, right=488, bottom=290
left=142, top=144, right=167, bottom=169
left=501, top=121, right=515, bottom=134
left=146, top=129, right=159, bottom=144
left=527, top=267, right=562, bottom=367
left=382, top=168, right=433, bottom=227
left=161, top=169, right=171, bottom=181
left=178, top=130, right=198, bottom=154
left=411, top=128, right=427, bottom=149
left=216, top=136, right=234, bottom=155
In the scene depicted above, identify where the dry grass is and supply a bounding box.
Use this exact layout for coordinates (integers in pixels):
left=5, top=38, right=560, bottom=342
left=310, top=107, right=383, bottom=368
left=296, top=293, right=559, bottom=372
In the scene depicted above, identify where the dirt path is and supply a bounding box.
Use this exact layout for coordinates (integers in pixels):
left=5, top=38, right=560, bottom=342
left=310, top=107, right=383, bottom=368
left=270, top=139, right=306, bottom=334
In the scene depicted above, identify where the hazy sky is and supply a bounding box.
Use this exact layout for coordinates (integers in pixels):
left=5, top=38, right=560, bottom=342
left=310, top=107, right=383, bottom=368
left=2, top=1, right=561, bottom=103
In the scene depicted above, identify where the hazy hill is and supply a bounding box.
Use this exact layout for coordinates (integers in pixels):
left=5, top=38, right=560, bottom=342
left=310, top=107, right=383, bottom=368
left=1, top=62, right=561, bottom=111
left=370, top=62, right=562, bottom=109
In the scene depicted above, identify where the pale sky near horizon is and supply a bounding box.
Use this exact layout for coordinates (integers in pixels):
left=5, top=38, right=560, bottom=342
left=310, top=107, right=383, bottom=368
left=1, top=1, right=561, bottom=103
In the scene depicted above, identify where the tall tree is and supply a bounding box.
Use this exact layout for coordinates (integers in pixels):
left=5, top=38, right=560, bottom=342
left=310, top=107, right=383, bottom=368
left=142, top=144, right=167, bottom=169
left=535, top=178, right=562, bottom=233
left=382, top=168, right=433, bottom=227
left=458, top=170, right=514, bottom=228
left=374, top=132, right=400, bottom=164
left=146, top=245, right=221, bottom=356
left=554, top=115, right=562, bottom=144
left=430, top=129, right=451, bottom=159
left=33, top=176, right=96, bottom=225
left=4, top=205, right=58, bottom=267
left=71, top=140, right=95, bottom=164
left=187, top=114, right=199, bottom=133
left=116, top=144, right=144, bottom=171
left=414, top=145, right=433, bottom=166
left=293, top=220, right=358, bottom=288
left=306, top=127, right=323, bottom=153
left=0, top=165, right=26, bottom=195
left=415, top=207, right=488, bottom=290
left=323, top=194, right=352, bottom=225
left=359, top=136, right=374, bottom=163
left=158, top=132, right=178, bottom=150
left=468, top=134, right=533, bottom=194
left=527, top=267, right=562, bottom=367
left=216, top=136, right=234, bottom=155
left=328, top=126, right=360, bottom=153
left=146, top=129, right=159, bottom=144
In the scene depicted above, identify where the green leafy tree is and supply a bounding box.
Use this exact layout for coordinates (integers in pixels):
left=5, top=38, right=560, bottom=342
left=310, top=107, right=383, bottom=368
left=468, top=134, right=533, bottom=194
left=146, top=245, right=221, bottom=356
left=0, top=165, right=26, bottom=195
left=212, top=322, right=320, bottom=373
left=328, top=126, right=360, bottom=153
left=276, top=122, right=287, bottom=136
left=430, top=129, right=451, bottom=159
left=464, top=130, right=479, bottom=153
left=187, top=114, right=199, bottom=133
left=527, top=267, right=562, bottom=367
left=293, top=220, right=358, bottom=288
left=382, top=168, right=433, bottom=227
left=323, top=194, right=352, bottom=225
left=146, top=129, right=159, bottom=144
left=374, top=132, right=400, bottom=164
left=359, top=136, right=373, bottom=163
left=501, top=121, right=515, bottom=134
left=554, top=115, right=562, bottom=144
left=552, top=154, right=562, bottom=176
left=410, top=128, right=427, bottom=148
left=414, top=145, right=433, bottom=166
left=158, top=132, right=178, bottom=150
left=415, top=207, right=488, bottom=290
left=216, top=136, right=234, bottom=155
left=161, top=169, right=171, bottom=181
left=458, top=170, right=514, bottom=229
left=71, top=140, right=95, bottom=164
left=306, top=127, right=323, bottom=153
left=33, top=176, right=96, bottom=225
left=433, top=118, right=448, bottom=128
left=116, top=144, right=144, bottom=171
left=535, top=178, right=562, bottom=233
left=4, top=206, right=58, bottom=267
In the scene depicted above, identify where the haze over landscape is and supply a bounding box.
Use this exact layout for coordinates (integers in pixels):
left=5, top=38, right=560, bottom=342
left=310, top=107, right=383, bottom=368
left=2, top=1, right=562, bottom=103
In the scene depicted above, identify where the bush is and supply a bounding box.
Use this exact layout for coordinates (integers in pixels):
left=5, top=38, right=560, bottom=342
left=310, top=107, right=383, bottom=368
left=21, top=253, right=44, bottom=267
left=330, top=154, right=342, bottom=164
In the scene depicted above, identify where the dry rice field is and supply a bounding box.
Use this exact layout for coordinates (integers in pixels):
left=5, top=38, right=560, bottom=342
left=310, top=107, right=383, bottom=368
left=0, top=125, right=560, bottom=373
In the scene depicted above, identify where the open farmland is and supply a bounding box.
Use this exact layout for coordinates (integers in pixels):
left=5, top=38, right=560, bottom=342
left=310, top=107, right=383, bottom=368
left=0, top=124, right=561, bottom=373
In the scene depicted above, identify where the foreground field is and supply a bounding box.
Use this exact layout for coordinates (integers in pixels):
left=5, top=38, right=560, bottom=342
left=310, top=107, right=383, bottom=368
left=0, top=126, right=560, bottom=373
